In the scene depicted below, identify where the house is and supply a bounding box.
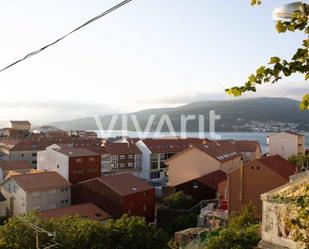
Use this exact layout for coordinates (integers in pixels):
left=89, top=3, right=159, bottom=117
left=166, top=141, right=242, bottom=188
left=259, top=171, right=309, bottom=249
left=8, top=121, right=31, bottom=131
left=170, top=170, right=227, bottom=203
left=0, top=139, right=70, bottom=168
left=90, top=141, right=142, bottom=175
left=0, top=192, right=6, bottom=217
left=40, top=202, right=111, bottom=223
left=268, top=132, right=305, bottom=159
left=38, top=147, right=101, bottom=184
left=0, top=172, right=71, bottom=215
left=228, top=155, right=297, bottom=217
left=32, top=126, right=60, bottom=134
left=0, top=160, right=33, bottom=180
left=135, top=137, right=207, bottom=182
left=72, top=173, right=155, bottom=221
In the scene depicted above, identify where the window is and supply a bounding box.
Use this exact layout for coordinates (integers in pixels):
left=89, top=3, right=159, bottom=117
left=151, top=162, right=159, bottom=170
left=31, top=191, right=40, bottom=197
left=150, top=171, right=160, bottom=179
left=60, top=200, right=69, bottom=204
left=119, top=155, right=126, bottom=160
left=21, top=154, right=24, bottom=158
left=87, top=168, right=97, bottom=173
left=89, top=157, right=95, bottom=162
left=143, top=205, right=147, bottom=211
left=60, top=188, right=69, bottom=192
left=76, top=158, right=82, bottom=163
left=32, top=160, right=37, bottom=165
left=119, top=163, right=125, bottom=168
left=111, top=163, right=119, bottom=170
left=57, top=164, right=60, bottom=169
left=48, top=189, right=57, bottom=195
left=73, top=169, right=83, bottom=174
left=32, top=153, right=37, bottom=157
left=128, top=154, right=134, bottom=159
left=128, top=163, right=134, bottom=168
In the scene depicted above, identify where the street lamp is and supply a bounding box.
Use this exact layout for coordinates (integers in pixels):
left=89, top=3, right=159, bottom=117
left=272, top=1, right=309, bottom=21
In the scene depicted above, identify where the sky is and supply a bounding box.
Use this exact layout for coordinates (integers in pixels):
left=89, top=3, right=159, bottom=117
left=0, top=0, right=307, bottom=122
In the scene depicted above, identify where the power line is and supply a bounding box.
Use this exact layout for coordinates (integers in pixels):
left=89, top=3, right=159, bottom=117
left=0, top=0, right=133, bottom=73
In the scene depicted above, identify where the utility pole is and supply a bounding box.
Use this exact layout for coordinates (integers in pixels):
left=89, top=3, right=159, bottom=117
left=16, top=215, right=62, bottom=249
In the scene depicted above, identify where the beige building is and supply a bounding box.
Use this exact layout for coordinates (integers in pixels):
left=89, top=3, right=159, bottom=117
left=268, top=132, right=305, bottom=159
left=8, top=121, right=31, bottom=131
left=166, top=141, right=243, bottom=187
left=0, top=172, right=71, bottom=215
left=0, top=160, right=32, bottom=181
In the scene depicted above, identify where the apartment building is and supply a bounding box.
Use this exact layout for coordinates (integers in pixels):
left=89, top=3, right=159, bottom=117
left=90, top=141, right=142, bottom=175
left=8, top=121, right=31, bottom=131
left=0, top=172, right=71, bottom=214
left=72, top=173, right=155, bottom=221
left=166, top=141, right=243, bottom=187
left=0, top=160, right=32, bottom=180
left=38, top=147, right=101, bottom=184
left=135, top=138, right=207, bottom=182
left=228, top=155, right=297, bottom=217
left=268, top=132, right=305, bottom=159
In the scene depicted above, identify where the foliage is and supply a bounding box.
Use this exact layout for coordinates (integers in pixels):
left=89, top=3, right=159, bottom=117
left=205, top=225, right=260, bottom=249
left=226, top=1, right=309, bottom=110
left=0, top=213, right=170, bottom=249
left=204, top=203, right=260, bottom=249
left=274, top=183, right=309, bottom=243
left=164, top=191, right=194, bottom=210
left=288, top=153, right=309, bottom=170
left=164, top=213, right=197, bottom=237
left=228, top=202, right=258, bottom=229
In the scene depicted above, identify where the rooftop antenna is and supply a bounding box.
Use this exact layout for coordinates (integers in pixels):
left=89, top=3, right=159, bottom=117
left=16, top=215, right=62, bottom=249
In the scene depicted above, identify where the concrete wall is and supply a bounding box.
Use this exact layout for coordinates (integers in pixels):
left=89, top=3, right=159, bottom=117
left=135, top=140, right=152, bottom=180
left=38, top=150, right=69, bottom=180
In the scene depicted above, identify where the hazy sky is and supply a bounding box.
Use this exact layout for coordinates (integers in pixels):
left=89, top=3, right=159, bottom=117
left=0, top=0, right=307, bottom=121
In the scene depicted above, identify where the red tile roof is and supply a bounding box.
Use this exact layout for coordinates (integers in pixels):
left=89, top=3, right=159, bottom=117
left=40, top=202, right=111, bottom=221
left=97, top=173, right=154, bottom=196
left=0, top=160, right=32, bottom=171
left=257, top=155, right=297, bottom=179
left=142, top=137, right=207, bottom=153
left=9, top=172, right=71, bottom=191
left=89, top=142, right=141, bottom=155
left=55, top=148, right=100, bottom=157
left=215, top=140, right=261, bottom=153
left=194, top=141, right=241, bottom=162
left=10, top=121, right=31, bottom=125
left=197, top=170, right=227, bottom=190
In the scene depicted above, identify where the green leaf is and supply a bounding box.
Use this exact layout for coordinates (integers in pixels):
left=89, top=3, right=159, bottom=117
left=269, top=57, right=280, bottom=64
left=276, top=21, right=287, bottom=33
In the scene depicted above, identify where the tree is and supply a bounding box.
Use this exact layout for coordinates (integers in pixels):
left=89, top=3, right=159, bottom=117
left=226, top=1, right=309, bottom=110
left=0, top=213, right=170, bottom=249
left=205, top=203, right=260, bottom=249
left=163, top=191, right=194, bottom=210
left=288, top=153, right=309, bottom=170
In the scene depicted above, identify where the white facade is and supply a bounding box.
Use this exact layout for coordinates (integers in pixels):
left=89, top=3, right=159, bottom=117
left=8, top=121, right=31, bottom=131
left=37, top=149, right=69, bottom=180
left=0, top=178, right=70, bottom=215
left=268, top=132, right=305, bottom=159
left=135, top=140, right=152, bottom=180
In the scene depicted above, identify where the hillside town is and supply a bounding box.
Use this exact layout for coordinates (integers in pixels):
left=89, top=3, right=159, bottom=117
left=0, top=120, right=308, bottom=248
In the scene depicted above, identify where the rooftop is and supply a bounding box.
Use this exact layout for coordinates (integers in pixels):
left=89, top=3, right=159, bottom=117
left=257, top=155, right=297, bottom=179
left=40, top=202, right=111, bottom=221
left=197, top=170, right=227, bottom=190
left=97, top=173, right=154, bottom=196
left=9, top=121, right=31, bottom=125
left=55, top=148, right=100, bottom=157
left=8, top=172, right=71, bottom=191
left=0, top=160, right=32, bottom=171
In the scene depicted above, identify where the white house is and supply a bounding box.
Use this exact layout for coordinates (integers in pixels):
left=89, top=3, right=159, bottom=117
left=0, top=172, right=71, bottom=215
left=268, top=132, right=305, bottom=159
